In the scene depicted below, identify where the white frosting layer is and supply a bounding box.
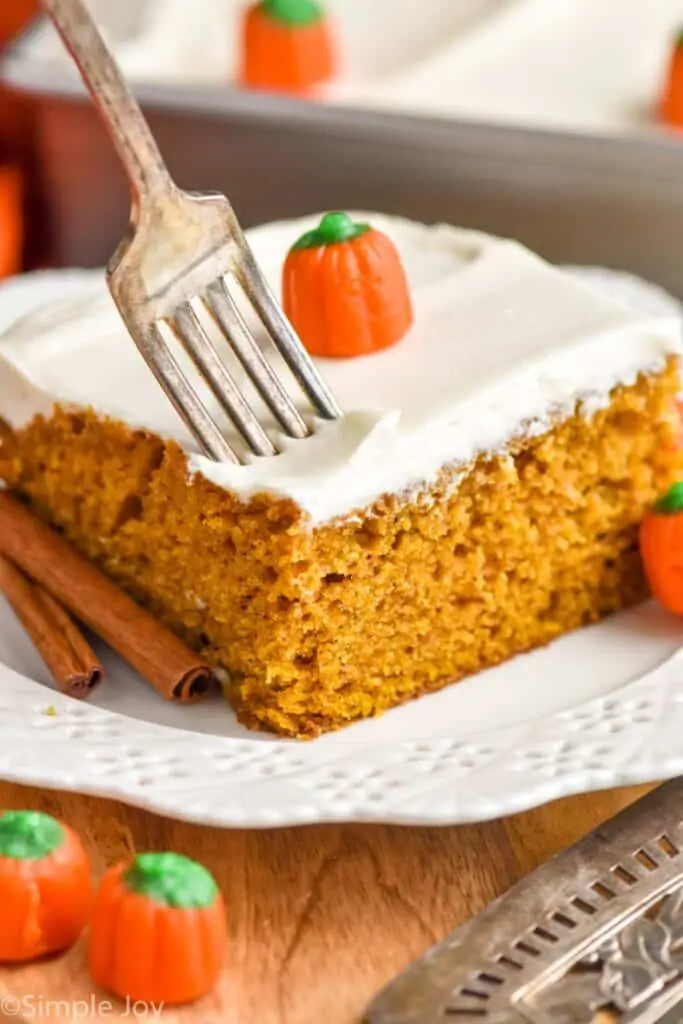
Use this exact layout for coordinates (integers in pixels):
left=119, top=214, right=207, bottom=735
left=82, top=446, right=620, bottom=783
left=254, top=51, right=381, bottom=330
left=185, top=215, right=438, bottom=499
left=0, top=214, right=681, bottom=523
left=14, top=0, right=683, bottom=135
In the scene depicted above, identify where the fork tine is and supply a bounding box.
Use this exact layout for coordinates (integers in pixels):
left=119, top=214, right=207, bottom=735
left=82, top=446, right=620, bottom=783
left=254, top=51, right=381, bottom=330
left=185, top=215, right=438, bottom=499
left=237, top=250, right=343, bottom=421
left=48, top=0, right=343, bottom=469
left=206, top=279, right=310, bottom=440
left=144, top=323, right=240, bottom=464
left=172, top=303, right=277, bottom=458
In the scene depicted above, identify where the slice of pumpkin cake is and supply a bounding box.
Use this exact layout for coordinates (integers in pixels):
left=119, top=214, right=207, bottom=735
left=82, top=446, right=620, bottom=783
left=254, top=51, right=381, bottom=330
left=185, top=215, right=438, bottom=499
left=0, top=212, right=681, bottom=736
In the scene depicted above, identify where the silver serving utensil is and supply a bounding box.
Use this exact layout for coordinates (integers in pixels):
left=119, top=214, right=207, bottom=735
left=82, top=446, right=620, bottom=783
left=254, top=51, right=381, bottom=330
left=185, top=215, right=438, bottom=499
left=41, top=0, right=342, bottom=465
left=367, top=779, right=683, bottom=1024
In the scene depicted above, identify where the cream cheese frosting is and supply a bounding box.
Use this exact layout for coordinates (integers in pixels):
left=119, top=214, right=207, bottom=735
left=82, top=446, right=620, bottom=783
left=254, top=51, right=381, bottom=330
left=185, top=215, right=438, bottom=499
left=0, top=213, right=681, bottom=523
left=13, top=0, right=683, bottom=135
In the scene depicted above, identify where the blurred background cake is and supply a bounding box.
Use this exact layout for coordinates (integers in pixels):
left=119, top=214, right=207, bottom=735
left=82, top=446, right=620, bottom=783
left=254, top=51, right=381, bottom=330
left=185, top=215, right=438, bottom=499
left=5, top=0, right=683, bottom=276
left=9, top=0, right=683, bottom=134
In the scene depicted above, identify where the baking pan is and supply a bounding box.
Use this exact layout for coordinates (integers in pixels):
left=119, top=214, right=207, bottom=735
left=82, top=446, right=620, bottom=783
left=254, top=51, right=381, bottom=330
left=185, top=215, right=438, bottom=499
left=4, top=19, right=683, bottom=295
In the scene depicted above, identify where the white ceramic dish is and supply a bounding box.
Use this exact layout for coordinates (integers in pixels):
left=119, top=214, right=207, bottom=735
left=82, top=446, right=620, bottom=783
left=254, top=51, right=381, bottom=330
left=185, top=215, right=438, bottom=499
left=2, top=270, right=683, bottom=828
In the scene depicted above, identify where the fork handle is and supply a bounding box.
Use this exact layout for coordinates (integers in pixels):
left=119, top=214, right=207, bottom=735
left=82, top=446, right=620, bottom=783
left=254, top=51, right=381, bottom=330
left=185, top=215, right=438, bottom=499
left=41, top=0, right=174, bottom=206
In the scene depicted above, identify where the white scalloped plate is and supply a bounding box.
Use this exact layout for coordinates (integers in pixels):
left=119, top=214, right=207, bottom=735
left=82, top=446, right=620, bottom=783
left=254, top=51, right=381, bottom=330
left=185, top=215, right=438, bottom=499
left=3, top=596, right=683, bottom=827
left=2, top=271, right=683, bottom=827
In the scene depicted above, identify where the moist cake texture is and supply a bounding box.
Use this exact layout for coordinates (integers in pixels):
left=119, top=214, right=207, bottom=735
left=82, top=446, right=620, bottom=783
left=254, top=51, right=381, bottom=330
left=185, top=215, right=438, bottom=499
left=0, top=215, right=681, bottom=736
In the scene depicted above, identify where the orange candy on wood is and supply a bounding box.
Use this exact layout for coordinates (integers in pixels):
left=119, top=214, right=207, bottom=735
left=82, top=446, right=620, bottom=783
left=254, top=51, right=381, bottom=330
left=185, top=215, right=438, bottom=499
left=89, top=852, right=226, bottom=1005
left=640, top=482, right=683, bottom=615
left=0, top=810, right=92, bottom=962
left=240, top=0, right=336, bottom=95
left=283, top=212, right=414, bottom=358
left=661, top=31, right=683, bottom=127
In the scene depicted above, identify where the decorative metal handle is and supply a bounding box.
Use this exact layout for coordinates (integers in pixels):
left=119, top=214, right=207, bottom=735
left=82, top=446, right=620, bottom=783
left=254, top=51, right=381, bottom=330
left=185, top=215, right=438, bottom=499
left=367, top=779, right=683, bottom=1024
left=40, top=0, right=174, bottom=207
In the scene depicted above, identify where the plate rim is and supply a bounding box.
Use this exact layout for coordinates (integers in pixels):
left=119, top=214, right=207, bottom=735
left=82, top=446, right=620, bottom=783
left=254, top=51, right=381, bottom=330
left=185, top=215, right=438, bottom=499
left=2, top=649, right=682, bottom=829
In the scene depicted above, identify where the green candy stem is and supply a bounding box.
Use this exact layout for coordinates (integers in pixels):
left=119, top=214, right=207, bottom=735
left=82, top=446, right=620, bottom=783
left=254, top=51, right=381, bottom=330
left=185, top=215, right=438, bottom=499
left=260, top=0, right=325, bottom=27
left=292, top=212, right=371, bottom=251
left=123, top=852, right=219, bottom=909
left=655, top=481, right=683, bottom=515
left=0, top=810, right=64, bottom=861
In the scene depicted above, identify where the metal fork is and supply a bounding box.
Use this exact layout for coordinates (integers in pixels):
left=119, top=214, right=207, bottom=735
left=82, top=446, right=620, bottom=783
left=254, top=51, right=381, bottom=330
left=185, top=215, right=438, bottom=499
left=41, top=0, right=342, bottom=464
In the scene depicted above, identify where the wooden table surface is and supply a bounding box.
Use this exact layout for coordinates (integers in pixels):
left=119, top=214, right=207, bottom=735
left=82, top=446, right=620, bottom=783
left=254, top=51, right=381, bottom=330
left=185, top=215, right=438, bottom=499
left=0, top=781, right=656, bottom=1024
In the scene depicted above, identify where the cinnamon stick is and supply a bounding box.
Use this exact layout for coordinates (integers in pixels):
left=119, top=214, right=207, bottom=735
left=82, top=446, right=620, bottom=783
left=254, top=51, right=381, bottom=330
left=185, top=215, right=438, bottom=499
left=0, top=493, right=215, bottom=702
left=0, top=553, right=102, bottom=699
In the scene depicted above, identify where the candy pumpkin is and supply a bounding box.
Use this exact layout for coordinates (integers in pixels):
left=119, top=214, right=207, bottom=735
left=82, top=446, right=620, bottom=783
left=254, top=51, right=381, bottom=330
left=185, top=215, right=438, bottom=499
left=0, top=0, right=38, bottom=49
left=88, top=852, right=226, bottom=1005
left=640, top=481, right=683, bottom=614
left=0, top=810, right=92, bottom=962
left=240, top=0, right=336, bottom=95
left=661, top=31, right=683, bottom=127
left=669, top=398, right=683, bottom=451
left=0, top=165, right=22, bottom=278
left=283, top=211, right=414, bottom=358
